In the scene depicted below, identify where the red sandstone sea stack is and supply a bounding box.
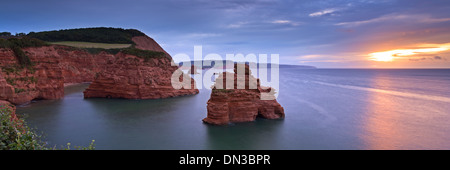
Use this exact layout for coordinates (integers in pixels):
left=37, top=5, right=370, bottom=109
left=202, top=64, right=285, bottom=125
left=188, top=65, right=199, bottom=74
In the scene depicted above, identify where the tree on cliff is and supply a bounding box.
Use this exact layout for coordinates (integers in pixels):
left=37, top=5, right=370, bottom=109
left=27, top=27, right=146, bottom=44
left=0, top=32, right=11, bottom=37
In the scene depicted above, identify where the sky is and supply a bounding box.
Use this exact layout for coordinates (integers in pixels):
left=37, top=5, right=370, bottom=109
left=2, top=0, right=450, bottom=68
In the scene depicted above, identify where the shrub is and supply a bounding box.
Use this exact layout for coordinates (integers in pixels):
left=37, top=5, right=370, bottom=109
left=1, top=66, right=17, bottom=74
left=0, top=32, right=12, bottom=37
left=0, top=39, right=10, bottom=48
left=28, top=27, right=145, bottom=44
left=213, top=89, right=234, bottom=93
left=0, top=104, right=96, bottom=150
left=121, top=48, right=166, bottom=61
left=14, top=88, right=26, bottom=93
left=11, top=46, right=32, bottom=66
left=29, top=76, right=38, bottom=83
left=83, top=48, right=123, bottom=55
left=0, top=104, right=47, bottom=150
left=6, top=37, right=49, bottom=48
left=5, top=78, right=16, bottom=85
left=83, top=47, right=165, bottom=61
left=0, top=37, right=48, bottom=67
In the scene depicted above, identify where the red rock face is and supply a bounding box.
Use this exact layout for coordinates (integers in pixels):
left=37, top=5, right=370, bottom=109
left=0, top=45, right=110, bottom=104
left=0, top=47, right=64, bottom=104
left=83, top=53, right=199, bottom=99
left=53, top=46, right=111, bottom=83
left=132, top=36, right=171, bottom=57
left=0, top=34, right=198, bottom=104
left=26, top=46, right=65, bottom=100
left=202, top=64, right=285, bottom=125
left=188, top=65, right=199, bottom=74
left=83, top=35, right=199, bottom=99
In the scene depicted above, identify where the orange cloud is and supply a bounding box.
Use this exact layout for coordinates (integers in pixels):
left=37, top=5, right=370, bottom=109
left=368, top=43, right=450, bottom=62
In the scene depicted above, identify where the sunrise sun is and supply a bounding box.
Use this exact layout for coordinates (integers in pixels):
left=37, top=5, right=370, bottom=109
left=369, top=52, right=395, bottom=62
left=369, top=43, right=450, bottom=62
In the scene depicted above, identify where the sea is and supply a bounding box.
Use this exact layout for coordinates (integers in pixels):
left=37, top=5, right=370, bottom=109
left=16, top=67, right=450, bottom=149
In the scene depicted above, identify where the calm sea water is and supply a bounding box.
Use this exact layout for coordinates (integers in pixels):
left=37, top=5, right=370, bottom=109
left=17, top=68, right=450, bottom=149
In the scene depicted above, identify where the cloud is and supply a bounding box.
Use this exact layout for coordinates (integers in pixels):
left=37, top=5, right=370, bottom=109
left=185, top=33, right=222, bottom=38
left=272, top=20, right=291, bottom=24
left=408, top=56, right=447, bottom=61
left=296, top=53, right=364, bottom=63
left=181, top=0, right=277, bottom=10
left=299, top=60, right=343, bottom=63
left=297, top=55, right=323, bottom=59
left=368, top=43, right=450, bottom=62
left=309, top=8, right=339, bottom=17
left=336, top=14, right=450, bottom=27
left=226, top=20, right=301, bottom=29
left=297, top=54, right=333, bottom=63
left=226, top=21, right=249, bottom=28
left=271, top=20, right=301, bottom=26
left=409, top=57, right=427, bottom=61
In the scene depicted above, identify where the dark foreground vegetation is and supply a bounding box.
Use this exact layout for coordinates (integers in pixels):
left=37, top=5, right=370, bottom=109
left=0, top=104, right=95, bottom=150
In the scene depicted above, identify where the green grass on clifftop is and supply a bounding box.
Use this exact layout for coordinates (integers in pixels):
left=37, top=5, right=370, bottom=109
left=121, top=48, right=166, bottom=61
left=50, top=41, right=132, bottom=49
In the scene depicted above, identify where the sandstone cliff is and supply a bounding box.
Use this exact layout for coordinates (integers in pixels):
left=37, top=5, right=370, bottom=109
left=0, top=30, right=198, bottom=104
left=132, top=36, right=170, bottom=57
left=0, top=45, right=115, bottom=104
left=202, top=64, right=284, bottom=125
left=83, top=35, right=199, bottom=99
left=1, top=46, right=63, bottom=104
left=82, top=52, right=199, bottom=99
